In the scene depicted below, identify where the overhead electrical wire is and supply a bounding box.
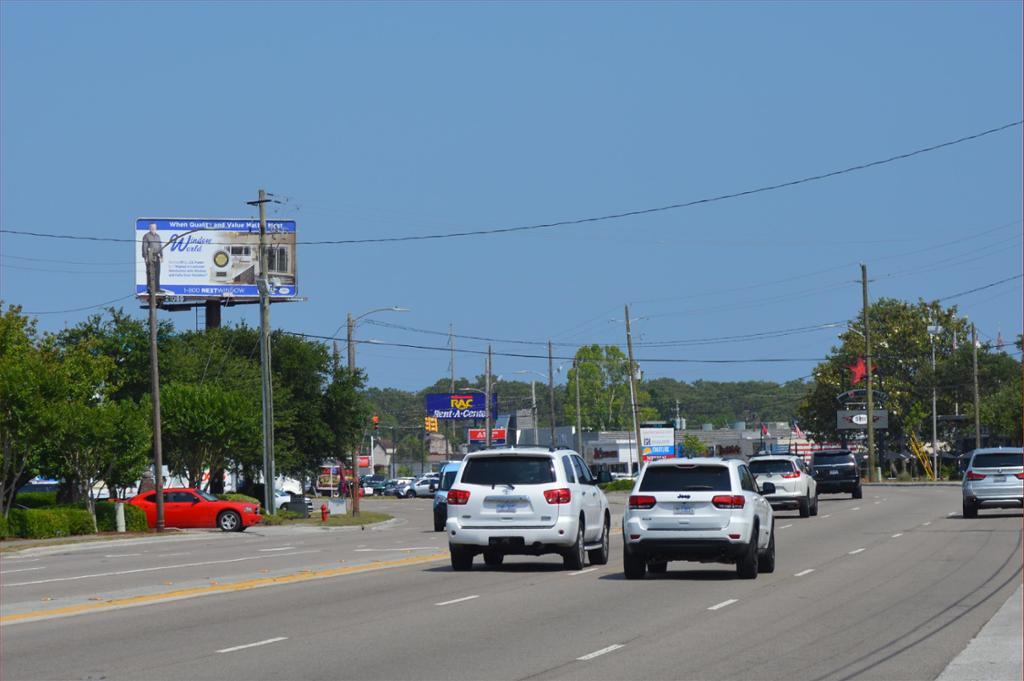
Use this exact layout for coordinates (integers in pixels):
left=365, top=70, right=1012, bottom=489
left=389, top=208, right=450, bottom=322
left=1, top=120, right=1020, bottom=247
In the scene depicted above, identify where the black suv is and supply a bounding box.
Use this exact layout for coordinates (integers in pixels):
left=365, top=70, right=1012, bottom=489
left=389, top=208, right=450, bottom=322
left=812, top=450, right=862, bottom=499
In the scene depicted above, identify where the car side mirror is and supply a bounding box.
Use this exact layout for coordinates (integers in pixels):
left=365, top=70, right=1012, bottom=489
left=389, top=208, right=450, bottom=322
left=760, top=482, right=776, bottom=495
left=595, top=471, right=612, bottom=484
left=192, top=498, right=201, bottom=504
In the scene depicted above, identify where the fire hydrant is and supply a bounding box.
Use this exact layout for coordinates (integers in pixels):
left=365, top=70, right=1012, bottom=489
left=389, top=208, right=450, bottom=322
left=320, top=503, right=329, bottom=523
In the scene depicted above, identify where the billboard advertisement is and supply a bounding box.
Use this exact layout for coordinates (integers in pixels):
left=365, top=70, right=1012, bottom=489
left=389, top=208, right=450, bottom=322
left=468, top=428, right=507, bottom=445
left=640, top=427, right=676, bottom=462
left=836, top=410, right=889, bottom=430
left=135, top=218, right=298, bottom=300
left=425, top=393, right=497, bottom=420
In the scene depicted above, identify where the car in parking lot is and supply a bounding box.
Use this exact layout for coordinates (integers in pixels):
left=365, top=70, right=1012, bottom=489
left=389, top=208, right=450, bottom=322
left=127, top=488, right=262, bottom=531
left=961, top=447, right=1024, bottom=517
left=273, top=489, right=314, bottom=515
left=622, top=458, right=775, bottom=579
left=397, top=476, right=437, bottom=498
left=811, top=449, right=862, bottom=499
left=445, top=447, right=611, bottom=571
left=433, top=461, right=462, bottom=531
left=750, top=455, right=818, bottom=517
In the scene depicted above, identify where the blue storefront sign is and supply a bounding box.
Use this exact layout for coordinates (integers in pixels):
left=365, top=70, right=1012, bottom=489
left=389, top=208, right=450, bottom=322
left=425, top=393, right=498, bottom=420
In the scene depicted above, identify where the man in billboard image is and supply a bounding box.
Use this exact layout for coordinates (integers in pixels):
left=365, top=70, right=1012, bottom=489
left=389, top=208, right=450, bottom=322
left=141, top=222, right=163, bottom=295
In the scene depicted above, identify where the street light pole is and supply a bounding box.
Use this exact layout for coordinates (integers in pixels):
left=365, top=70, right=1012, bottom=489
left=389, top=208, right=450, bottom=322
left=254, top=189, right=276, bottom=516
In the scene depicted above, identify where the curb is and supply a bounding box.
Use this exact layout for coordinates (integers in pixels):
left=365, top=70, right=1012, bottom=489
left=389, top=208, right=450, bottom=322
left=936, top=584, right=1023, bottom=681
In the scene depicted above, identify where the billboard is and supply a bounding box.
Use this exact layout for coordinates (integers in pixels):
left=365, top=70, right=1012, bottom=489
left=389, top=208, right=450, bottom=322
left=135, top=218, right=298, bottom=300
left=836, top=410, right=889, bottom=430
left=468, top=428, right=507, bottom=445
left=425, top=393, right=497, bottom=420
left=640, top=427, right=676, bottom=462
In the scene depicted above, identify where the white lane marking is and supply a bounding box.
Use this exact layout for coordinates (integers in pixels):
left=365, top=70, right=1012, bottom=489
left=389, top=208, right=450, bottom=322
left=435, top=595, right=479, bottom=607
left=354, top=547, right=437, bottom=552
left=850, top=507, right=861, bottom=511
left=0, top=567, right=45, bottom=574
left=155, top=552, right=191, bottom=558
left=891, top=533, right=903, bottom=538
left=849, top=548, right=866, bottom=555
left=258, top=547, right=295, bottom=552
left=569, top=567, right=598, bottom=576
left=794, top=569, right=815, bottom=577
left=3, top=550, right=319, bottom=587
left=947, top=511, right=956, bottom=516
left=1, top=558, right=40, bottom=564
left=874, top=501, right=882, bottom=505
left=779, top=524, right=793, bottom=529
left=104, top=553, right=142, bottom=558
left=922, top=521, right=932, bottom=526
left=708, top=599, right=738, bottom=611
left=216, top=637, right=288, bottom=654
left=577, top=644, right=624, bottom=661
left=821, top=514, right=832, bottom=518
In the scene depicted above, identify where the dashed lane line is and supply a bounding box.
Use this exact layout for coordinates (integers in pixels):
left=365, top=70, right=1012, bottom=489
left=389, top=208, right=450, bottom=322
left=258, top=547, right=295, bottom=552
left=821, top=514, right=832, bottom=518
left=577, top=644, right=624, bottom=661
left=892, top=533, right=904, bottom=538
left=0, top=567, right=45, bottom=574
left=779, top=524, right=793, bottom=529
left=216, top=637, right=288, bottom=654
left=794, top=569, right=815, bottom=577
left=569, top=567, right=599, bottom=576
left=708, top=599, right=738, bottom=611
left=849, top=548, right=866, bottom=555
left=435, top=595, right=479, bottom=607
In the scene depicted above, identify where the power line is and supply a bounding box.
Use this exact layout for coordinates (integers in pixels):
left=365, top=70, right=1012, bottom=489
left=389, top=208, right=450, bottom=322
left=21, top=294, right=136, bottom=316
left=2, top=120, right=1020, bottom=247
left=938, top=274, right=1023, bottom=302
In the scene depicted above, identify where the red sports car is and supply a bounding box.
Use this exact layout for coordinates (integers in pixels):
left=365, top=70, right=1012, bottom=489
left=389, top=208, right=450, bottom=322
left=126, top=488, right=262, bottom=531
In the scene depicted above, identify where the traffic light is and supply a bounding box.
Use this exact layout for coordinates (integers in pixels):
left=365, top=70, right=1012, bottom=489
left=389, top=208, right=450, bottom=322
left=424, top=416, right=438, bottom=433
left=372, top=415, right=379, bottom=431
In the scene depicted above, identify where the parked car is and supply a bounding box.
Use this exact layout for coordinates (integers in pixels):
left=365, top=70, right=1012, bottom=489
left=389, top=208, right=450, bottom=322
left=397, top=476, right=437, bottom=498
left=433, top=462, right=462, bottom=531
left=445, top=447, right=611, bottom=571
left=749, top=455, right=818, bottom=517
left=811, top=449, right=862, bottom=499
left=962, top=447, right=1024, bottom=517
left=126, top=488, right=262, bottom=531
left=622, top=458, right=776, bottom=579
left=273, top=489, right=313, bottom=515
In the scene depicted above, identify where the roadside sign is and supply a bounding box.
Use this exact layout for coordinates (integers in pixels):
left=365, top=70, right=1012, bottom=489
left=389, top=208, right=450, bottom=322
left=468, top=428, right=507, bottom=445
left=640, top=427, right=675, bottom=462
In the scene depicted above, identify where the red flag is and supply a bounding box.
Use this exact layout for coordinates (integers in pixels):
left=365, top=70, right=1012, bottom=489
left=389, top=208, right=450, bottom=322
left=760, top=422, right=769, bottom=436
left=848, top=356, right=867, bottom=385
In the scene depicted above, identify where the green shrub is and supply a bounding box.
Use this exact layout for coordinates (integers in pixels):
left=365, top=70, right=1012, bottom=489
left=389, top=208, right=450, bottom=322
left=61, top=508, right=96, bottom=535
left=216, top=493, right=261, bottom=507
left=599, top=479, right=635, bottom=492
left=14, top=491, right=58, bottom=508
left=0, top=513, right=8, bottom=539
left=8, top=508, right=70, bottom=539
left=93, top=502, right=149, bottom=532
left=897, top=471, right=913, bottom=482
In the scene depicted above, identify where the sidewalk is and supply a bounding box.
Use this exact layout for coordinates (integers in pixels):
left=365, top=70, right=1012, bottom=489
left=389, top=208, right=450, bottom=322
left=936, top=584, right=1023, bottom=681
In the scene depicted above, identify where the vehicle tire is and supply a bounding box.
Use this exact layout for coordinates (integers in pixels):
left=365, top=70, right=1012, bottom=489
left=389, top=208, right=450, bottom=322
left=798, top=495, right=811, bottom=518
left=407, top=489, right=416, bottom=499
left=852, top=485, right=863, bottom=499
left=433, top=508, right=446, bottom=532
left=963, top=500, right=978, bottom=518
left=759, top=523, right=776, bottom=574
left=563, top=518, right=586, bottom=570
left=217, top=510, right=241, bottom=532
left=810, top=494, right=819, bottom=516
left=483, top=551, right=504, bottom=567
left=587, top=515, right=611, bottom=566
left=648, top=561, right=668, bottom=574
left=623, top=548, right=646, bottom=580
left=450, top=545, right=473, bottom=571
left=736, top=525, right=759, bottom=579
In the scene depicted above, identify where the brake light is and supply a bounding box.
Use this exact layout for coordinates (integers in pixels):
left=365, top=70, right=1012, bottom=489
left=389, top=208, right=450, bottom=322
left=447, top=489, right=471, bottom=505
left=543, top=488, right=571, bottom=504
left=712, top=495, right=745, bottom=509
left=1015, top=473, right=1024, bottom=480
left=628, top=495, right=656, bottom=509
left=782, top=471, right=801, bottom=479
left=966, top=471, right=987, bottom=481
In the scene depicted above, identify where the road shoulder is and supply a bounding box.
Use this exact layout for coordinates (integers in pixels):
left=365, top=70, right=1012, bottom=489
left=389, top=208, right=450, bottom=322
left=936, top=584, right=1023, bottom=681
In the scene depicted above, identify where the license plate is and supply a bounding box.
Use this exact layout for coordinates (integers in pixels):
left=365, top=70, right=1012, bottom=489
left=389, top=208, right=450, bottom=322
left=829, top=470, right=839, bottom=476
left=496, top=503, right=517, bottom=513
left=994, top=475, right=1006, bottom=482
left=674, top=504, right=694, bottom=515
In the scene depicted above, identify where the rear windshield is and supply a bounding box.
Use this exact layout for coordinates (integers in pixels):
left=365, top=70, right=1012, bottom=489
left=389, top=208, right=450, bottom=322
left=461, top=456, right=556, bottom=485
left=639, top=465, right=732, bottom=492
left=972, top=452, right=1023, bottom=468
left=814, top=452, right=855, bottom=465
left=749, top=460, right=796, bottom=475
left=440, top=470, right=458, bottom=491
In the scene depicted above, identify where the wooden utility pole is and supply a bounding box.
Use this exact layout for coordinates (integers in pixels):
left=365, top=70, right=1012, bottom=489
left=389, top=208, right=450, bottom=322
left=145, top=246, right=165, bottom=532
left=485, top=346, right=492, bottom=449
left=548, top=341, right=557, bottom=448
left=972, top=323, right=981, bottom=449
left=861, top=264, right=876, bottom=482
left=345, top=311, right=360, bottom=516
left=625, top=305, right=642, bottom=476
left=574, top=358, right=583, bottom=454
left=250, top=189, right=276, bottom=515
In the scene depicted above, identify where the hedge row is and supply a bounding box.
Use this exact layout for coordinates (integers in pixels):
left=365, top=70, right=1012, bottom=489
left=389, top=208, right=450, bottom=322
left=13, top=491, right=58, bottom=508
left=216, top=493, right=261, bottom=506
left=2, top=502, right=149, bottom=539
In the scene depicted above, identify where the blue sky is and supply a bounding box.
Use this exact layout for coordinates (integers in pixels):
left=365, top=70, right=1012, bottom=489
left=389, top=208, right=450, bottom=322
left=2, top=1, right=1021, bottom=392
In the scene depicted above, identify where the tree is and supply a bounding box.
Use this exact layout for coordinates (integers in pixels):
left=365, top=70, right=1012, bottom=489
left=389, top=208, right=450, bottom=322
left=563, top=345, right=657, bottom=431
left=681, top=434, right=708, bottom=456
left=323, top=366, right=369, bottom=469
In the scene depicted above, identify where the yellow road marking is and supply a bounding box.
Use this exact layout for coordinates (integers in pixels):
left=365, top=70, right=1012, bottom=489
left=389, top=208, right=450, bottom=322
left=2, top=552, right=449, bottom=625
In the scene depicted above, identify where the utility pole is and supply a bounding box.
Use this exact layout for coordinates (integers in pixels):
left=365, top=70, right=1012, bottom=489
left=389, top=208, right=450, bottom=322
left=447, top=324, right=454, bottom=459
left=929, top=319, right=941, bottom=480
left=972, top=323, right=981, bottom=449
left=625, top=305, right=642, bottom=476
left=485, top=346, right=492, bottom=449
left=529, top=380, right=537, bottom=445
left=574, top=358, right=583, bottom=454
left=861, top=264, right=876, bottom=483
left=548, top=341, right=557, bottom=448
left=249, top=189, right=276, bottom=515
left=145, top=247, right=165, bottom=532
left=345, top=311, right=360, bottom=517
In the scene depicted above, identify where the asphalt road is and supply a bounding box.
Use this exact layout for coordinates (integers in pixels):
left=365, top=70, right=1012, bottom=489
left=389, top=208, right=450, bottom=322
left=2, top=488, right=1020, bottom=681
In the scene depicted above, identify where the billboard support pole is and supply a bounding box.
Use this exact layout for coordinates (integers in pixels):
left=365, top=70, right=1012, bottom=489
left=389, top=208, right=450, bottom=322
left=250, top=189, right=275, bottom=515
left=145, top=250, right=165, bottom=533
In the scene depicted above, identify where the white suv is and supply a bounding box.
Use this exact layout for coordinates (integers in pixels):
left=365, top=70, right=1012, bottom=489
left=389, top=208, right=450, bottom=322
left=445, top=448, right=611, bottom=571
left=749, top=455, right=818, bottom=517
left=622, top=458, right=776, bottom=579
